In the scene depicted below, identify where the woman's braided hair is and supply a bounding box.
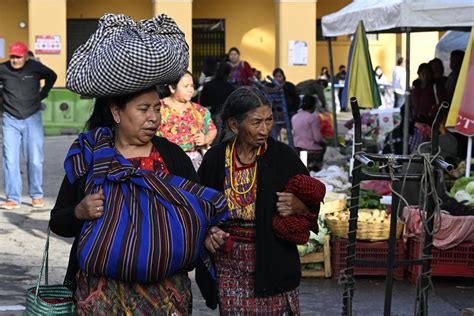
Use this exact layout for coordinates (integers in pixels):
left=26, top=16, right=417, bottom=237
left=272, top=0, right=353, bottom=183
left=219, top=86, right=271, bottom=142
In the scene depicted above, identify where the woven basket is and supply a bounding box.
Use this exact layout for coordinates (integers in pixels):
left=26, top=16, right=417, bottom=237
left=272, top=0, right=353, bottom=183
left=320, top=192, right=347, bottom=215
left=325, top=209, right=404, bottom=241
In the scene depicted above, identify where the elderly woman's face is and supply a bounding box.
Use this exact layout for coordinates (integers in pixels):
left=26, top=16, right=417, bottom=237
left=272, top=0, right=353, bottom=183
left=233, top=105, right=273, bottom=147
left=113, top=90, right=161, bottom=145
left=171, top=73, right=194, bottom=102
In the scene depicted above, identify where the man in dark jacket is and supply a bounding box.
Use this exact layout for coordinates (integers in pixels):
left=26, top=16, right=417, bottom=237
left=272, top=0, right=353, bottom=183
left=0, top=42, right=57, bottom=209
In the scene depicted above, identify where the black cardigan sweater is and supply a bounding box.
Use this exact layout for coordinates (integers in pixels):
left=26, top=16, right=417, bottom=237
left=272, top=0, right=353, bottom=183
left=50, top=136, right=198, bottom=287
left=196, top=137, right=311, bottom=309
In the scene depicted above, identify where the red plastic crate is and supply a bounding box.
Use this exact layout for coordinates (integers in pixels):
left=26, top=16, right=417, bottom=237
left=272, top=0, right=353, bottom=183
left=331, top=238, right=406, bottom=280
left=406, top=238, right=474, bottom=284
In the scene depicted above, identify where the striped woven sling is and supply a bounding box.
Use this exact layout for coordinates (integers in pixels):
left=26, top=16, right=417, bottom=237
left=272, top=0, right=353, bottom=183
left=64, top=128, right=228, bottom=283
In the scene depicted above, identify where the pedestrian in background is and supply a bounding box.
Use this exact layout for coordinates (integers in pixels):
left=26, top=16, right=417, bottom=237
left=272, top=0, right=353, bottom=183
left=158, top=71, right=217, bottom=170
left=228, top=47, right=254, bottom=87
left=392, top=57, right=406, bottom=108
left=272, top=67, right=300, bottom=117
left=200, top=62, right=235, bottom=145
left=0, top=41, right=57, bottom=209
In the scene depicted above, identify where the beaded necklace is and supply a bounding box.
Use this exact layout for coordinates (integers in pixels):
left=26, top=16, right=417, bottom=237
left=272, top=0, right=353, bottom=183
left=229, top=138, right=265, bottom=195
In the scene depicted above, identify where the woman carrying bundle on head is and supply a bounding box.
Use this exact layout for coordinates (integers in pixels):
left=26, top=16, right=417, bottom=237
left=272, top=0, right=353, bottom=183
left=49, top=13, right=228, bottom=315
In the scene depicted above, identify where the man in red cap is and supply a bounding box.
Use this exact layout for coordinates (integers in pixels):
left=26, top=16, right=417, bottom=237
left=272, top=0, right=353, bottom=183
left=0, top=41, right=57, bottom=209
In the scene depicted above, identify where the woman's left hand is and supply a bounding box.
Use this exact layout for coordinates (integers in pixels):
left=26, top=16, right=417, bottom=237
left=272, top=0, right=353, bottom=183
left=276, top=192, right=309, bottom=217
left=193, top=133, right=207, bottom=147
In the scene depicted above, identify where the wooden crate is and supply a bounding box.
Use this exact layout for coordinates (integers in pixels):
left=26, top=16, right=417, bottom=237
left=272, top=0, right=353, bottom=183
left=300, top=235, right=331, bottom=278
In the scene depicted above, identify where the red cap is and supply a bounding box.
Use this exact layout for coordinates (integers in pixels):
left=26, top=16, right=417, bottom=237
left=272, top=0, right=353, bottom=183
left=8, top=42, right=28, bottom=57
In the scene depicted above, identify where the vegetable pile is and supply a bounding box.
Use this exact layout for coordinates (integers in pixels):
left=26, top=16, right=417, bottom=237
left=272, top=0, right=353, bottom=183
left=448, top=177, right=474, bottom=207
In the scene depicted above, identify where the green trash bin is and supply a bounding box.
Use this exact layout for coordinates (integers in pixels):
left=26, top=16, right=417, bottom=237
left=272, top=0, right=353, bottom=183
left=42, top=88, right=94, bottom=136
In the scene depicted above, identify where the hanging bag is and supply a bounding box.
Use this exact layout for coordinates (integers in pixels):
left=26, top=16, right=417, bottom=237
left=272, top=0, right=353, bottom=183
left=25, top=226, right=76, bottom=315
left=66, top=13, right=189, bottom=97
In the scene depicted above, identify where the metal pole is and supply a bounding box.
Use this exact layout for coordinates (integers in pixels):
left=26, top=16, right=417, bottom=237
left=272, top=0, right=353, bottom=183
left=403, top=29, right=411, bottom=155
left=327, top=37, right=339, bottom=147
left=466, top=136, right=472, bottom=177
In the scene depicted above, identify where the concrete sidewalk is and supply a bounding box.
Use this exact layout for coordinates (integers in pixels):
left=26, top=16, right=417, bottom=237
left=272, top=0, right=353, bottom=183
left=0, top=134, right=472, bottom=315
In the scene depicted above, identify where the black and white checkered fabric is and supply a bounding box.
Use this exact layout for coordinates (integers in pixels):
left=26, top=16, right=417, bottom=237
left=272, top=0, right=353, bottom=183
left=66, top=13, right=189, bottom=97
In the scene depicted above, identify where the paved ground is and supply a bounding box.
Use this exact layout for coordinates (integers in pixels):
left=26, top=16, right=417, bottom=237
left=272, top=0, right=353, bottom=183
left=0, top=131, right=473, bottom=315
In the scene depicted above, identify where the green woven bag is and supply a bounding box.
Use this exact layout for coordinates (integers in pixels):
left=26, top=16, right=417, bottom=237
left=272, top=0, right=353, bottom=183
left=25, top=226, right=76, bottom=315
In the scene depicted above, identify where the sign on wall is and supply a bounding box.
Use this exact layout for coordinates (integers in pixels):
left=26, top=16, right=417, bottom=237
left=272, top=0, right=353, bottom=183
left=35, top=35, right=61, bottom=54
left=288, top=40, right=308, bottom=66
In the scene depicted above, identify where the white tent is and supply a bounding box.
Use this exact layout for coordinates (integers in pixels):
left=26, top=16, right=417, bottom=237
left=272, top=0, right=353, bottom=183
left=321, top=0, right=474, bottom=154
left=322, top=0, right=474, bottom=37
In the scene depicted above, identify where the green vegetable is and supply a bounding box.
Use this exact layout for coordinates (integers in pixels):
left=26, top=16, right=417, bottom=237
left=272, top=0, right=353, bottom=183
left=449, top=177, right=474, bottom=206
left=466, top=182, right=474, bottom=195
left=297, top=244, right=308, bottom=256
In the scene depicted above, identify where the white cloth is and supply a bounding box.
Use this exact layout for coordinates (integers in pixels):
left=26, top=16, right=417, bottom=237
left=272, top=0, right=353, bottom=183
left=392, top=65, right=406, bottom=95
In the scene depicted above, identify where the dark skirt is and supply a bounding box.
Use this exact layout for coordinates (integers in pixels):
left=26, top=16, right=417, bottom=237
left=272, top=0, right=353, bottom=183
left=215, top=227, right=300, bottom=315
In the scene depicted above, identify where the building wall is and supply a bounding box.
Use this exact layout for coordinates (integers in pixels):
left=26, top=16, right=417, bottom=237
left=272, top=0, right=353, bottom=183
left=193, top=0, right=276, bottom=81
left=67, top=0, right=152, bottom=19
left=0, top=0, right=28, bottom=63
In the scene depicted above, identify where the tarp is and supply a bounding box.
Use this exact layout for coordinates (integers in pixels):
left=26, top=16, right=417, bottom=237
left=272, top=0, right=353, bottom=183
left=435, top=31, right=470, bottom=76
left=322, top=0, right=474, bottom=37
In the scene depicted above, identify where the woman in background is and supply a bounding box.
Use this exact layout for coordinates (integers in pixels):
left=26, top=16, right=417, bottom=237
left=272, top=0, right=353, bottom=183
left=158, top=71, right=217, bottom=169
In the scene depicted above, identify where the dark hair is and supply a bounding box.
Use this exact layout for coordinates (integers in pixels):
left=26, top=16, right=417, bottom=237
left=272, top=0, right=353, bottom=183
left=272, top=67, right=286, bottom=81
left=228, top=47, right=240, bottom=55
left=85, top=86, right=159, bottom=130
left=169, top=70, right=193, bottom=90
left=203, top=56, right=217, bottom=77
left=220, top=86, right=271, bottom=142
left=450, top=49, right=465, bottom=59
left=428, top=58, right=444, bottom=75
left=417, top=63, right=432, bottom=76
left=215, top=62, right=231, bottom=81
left=301, top=95, right=316, bottom=111
left=396, top=57, right=404, bottom=66
left=339, top=65, right=345, bottom=71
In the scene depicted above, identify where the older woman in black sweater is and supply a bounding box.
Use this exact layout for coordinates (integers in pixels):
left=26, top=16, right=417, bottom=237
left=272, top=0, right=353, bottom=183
left=196, top=87, right=319, bottom=314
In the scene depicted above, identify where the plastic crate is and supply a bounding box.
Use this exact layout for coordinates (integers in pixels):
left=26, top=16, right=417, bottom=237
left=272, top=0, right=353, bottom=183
left=406, top=238, right=474, bottom=284
left=331, top=238, right=405, bottom=280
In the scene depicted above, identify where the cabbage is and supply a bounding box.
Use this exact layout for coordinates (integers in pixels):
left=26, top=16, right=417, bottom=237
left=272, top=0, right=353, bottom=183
left=297, top=244, right=308, bottom=256
left=455, top=190, right=472, bottom=204
left=466, top=182, right=474, bottom=195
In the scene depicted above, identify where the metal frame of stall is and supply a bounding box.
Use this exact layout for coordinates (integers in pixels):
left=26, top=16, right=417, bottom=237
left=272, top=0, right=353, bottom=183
left=341, top=97, right=452, bottom=316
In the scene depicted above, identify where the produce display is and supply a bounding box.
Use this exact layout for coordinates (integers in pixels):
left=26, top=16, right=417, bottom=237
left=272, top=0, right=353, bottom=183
left=325, top=208, right=403, bottom=241
left=448, top=177, right=474, bottom=206
left=346, top=189, right=387, bottom=210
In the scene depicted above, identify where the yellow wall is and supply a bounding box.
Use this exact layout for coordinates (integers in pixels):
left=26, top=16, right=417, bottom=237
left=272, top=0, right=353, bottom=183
left=402, top=32, right=439, bottom=84
left=153, top=1, right=193, bottom=71
left=0, top=0, right=28, bottom=63
left=29, top=0, right=67, bottom=86
left=275, top=1, right=316, bottom=83
left=194, top=0, right=275, bottom=81
left=67, top=0, right=152, bottom=19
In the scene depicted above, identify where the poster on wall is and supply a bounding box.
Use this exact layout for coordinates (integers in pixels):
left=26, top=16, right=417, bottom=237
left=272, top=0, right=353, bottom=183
left=0, top=38, right=5, bottom=58
left=288, top=40, right=308, bottom=66
left=35, top=35, right=61, bottom=54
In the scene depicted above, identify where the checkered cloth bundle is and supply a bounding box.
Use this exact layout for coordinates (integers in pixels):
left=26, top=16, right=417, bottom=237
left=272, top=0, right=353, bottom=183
left=66, top=13, right=189, bottom=97
left=272, top=174, right=326, bottom=245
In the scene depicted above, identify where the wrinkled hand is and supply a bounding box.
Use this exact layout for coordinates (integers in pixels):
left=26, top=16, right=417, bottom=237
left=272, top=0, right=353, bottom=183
left=276, top=192, right=309, bottom=217
left=204, top=226, right=229, bottom=253
left=193, top=133, right=207, bottom=147
left=74, top=188, right=105, bottom=220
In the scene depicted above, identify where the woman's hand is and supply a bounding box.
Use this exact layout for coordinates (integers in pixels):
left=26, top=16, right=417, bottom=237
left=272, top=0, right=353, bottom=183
left=204, top=226, right=229, bottom=254
left=74, top=188, right=105, bottom=220
left=193, top=132, right=207, bottom=147
left=276, top=192, right=309, bottom=217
